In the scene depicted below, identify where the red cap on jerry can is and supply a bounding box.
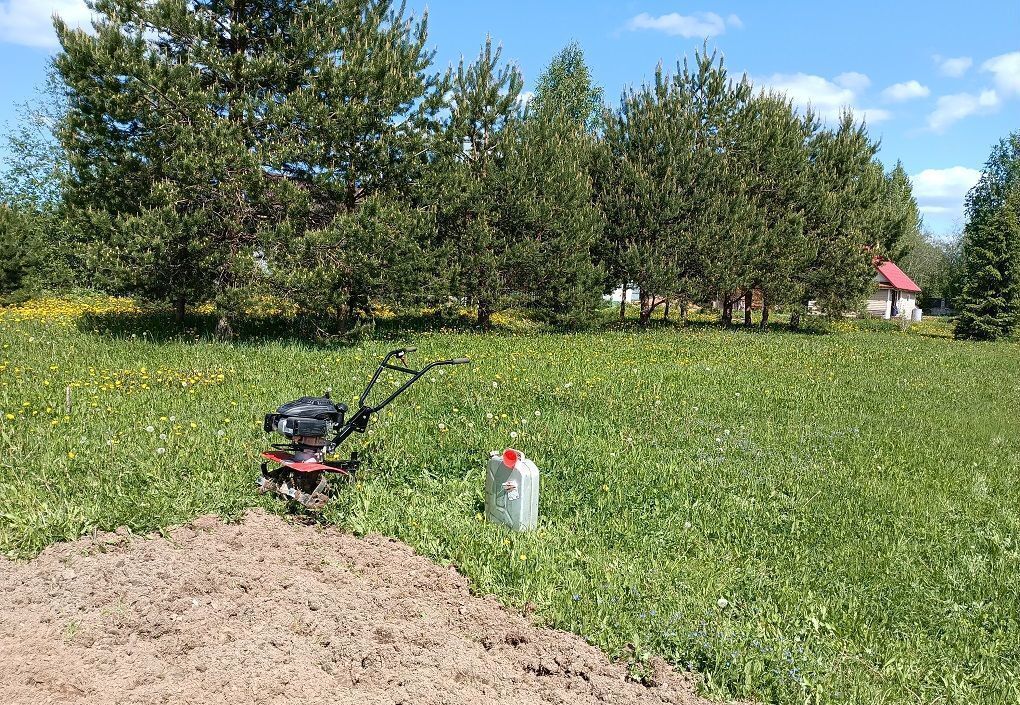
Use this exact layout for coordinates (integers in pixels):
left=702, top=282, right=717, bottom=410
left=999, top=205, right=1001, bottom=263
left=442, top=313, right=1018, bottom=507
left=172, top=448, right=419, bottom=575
left=502, top=448, right=519, bottom=468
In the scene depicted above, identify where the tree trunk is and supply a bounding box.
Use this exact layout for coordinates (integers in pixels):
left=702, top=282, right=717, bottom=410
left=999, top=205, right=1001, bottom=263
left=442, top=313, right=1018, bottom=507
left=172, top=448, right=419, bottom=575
left=663, top=298, right=670, bottom=321
left=619, top=285, right=627, bottom=321
left=790, top=310, right=801, bottom=329
left=174, top=295, right=186, bottom=326
left=477, top=300, right=493, bottom=328
left=639, top=291, right=652, bottom=326
left=721, top=296, right=733, bottom=326
left=760, top=297, right=771, bottom=330
left=215, top=315, right=234, bottom=341
left=744, top=290, right=753, bottom=326
left=681, top=301, right=688, bottom=324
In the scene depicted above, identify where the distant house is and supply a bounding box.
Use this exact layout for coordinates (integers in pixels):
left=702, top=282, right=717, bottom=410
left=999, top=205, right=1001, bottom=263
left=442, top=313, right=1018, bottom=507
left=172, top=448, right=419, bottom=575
left=867, top=260, right=921, bottom=319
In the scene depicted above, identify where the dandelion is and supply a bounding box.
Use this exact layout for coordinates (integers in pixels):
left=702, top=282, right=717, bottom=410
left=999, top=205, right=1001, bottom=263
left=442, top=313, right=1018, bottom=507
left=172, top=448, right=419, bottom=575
left=67, top=451, right=76, bottom=459
left=486, top=412, right=493, bottom=419
left=216, top=429, right=225, bottom=437
left=519, top=553, right=527, bottom=561
left=534, top=410, right=541, bottom=417
left=145, top=425, right=155, bottom=433
left=510, top=431, right=518, bottom=439
left=717, top=597, right=729, bottom=609
left=156, top=447, right=166, bottom=455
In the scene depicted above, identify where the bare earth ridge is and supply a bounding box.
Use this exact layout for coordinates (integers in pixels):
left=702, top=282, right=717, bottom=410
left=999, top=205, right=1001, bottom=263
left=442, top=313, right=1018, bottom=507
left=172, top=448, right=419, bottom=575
left=1, top=510, right=710, bottom=705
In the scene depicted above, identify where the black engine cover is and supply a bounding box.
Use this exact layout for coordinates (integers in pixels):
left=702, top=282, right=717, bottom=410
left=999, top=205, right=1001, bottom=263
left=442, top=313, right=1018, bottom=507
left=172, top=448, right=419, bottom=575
left=264, top=396, right=347, bottom=438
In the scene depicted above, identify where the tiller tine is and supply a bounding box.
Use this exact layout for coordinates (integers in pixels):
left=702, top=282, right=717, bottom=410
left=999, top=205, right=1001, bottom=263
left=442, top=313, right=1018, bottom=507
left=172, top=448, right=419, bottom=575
left=257, top=464, right=332, bottom=511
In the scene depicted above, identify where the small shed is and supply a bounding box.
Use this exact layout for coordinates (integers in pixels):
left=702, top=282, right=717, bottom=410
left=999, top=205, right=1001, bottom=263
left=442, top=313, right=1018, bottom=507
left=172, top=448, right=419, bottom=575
left=866, top=260, right=921, bottom=319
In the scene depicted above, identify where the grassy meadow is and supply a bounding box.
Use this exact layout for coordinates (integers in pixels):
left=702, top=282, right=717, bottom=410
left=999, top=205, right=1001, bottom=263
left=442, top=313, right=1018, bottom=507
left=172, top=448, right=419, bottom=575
left=2, top=296, right=1019, bottom=704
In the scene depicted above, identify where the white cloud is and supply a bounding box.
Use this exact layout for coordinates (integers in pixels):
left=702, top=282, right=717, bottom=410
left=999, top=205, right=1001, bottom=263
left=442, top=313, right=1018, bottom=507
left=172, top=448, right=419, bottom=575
left=981, top=51, right=1020, bottom=97
left=626, top=11, right=741, bottom=38
left=835, top=72, right=870, bottom=92
left=0, top=0, right=90, bottom=49
left=882, top=80, right=930, bottom=102
left=757, top=72, right=890, bottom=124
left=910, top=166, right=981, bottom=223
left=927, top=90, right=1000, bottom=132
left=933, top=55, right=973, bottom=78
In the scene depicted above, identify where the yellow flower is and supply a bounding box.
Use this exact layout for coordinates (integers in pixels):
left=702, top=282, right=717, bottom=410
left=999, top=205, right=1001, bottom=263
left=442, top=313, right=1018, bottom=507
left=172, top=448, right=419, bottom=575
left=67, top=451, right=76, bottom=459
left=5, top=413, right=14, bottom=420
left=519, top=554, right=527, bottom=561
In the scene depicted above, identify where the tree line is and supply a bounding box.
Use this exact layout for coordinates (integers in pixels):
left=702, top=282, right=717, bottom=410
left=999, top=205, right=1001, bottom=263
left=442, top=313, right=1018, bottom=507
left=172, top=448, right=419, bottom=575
left=1, top=0, right=926, bottom=334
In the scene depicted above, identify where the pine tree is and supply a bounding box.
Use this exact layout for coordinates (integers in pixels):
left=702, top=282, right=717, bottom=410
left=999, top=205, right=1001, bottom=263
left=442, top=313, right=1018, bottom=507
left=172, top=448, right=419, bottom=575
left=599, top=66, right=695, bottom=325
left=492, top=113, right=604, bottom=326
left=798, top=113, right=886, bottom=319
left=436, top=37, right=524, bottom=327
left=685, top=51, right=757, bottom=326
left=54, top=0, right=441, bottom=331
left=599, top=49, right=752, bottom=325
left=735, top=93, right=814, bottom=328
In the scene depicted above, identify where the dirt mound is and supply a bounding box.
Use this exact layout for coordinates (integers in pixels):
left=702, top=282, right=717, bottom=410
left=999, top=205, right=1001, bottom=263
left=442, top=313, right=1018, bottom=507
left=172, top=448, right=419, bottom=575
left=1, top=511, right=707, bottom=704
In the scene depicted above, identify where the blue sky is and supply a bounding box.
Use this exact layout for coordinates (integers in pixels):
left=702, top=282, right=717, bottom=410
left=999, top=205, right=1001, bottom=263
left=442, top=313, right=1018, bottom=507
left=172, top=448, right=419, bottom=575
left=1, top=0, right=1017, bottom=237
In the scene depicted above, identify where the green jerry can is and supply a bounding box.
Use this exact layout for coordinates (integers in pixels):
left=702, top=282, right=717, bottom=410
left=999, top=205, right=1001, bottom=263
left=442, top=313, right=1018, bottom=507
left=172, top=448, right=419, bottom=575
left=485, top=448, right=539, bottom=531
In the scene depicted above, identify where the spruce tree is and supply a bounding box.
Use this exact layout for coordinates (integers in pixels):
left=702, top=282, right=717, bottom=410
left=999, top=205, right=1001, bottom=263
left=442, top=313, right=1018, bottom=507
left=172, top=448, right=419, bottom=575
left=953, top=132, right=1020, bottom=340
left=0, top=204, right=44, bottom=301
left=877, top=161, right=923, bottom=262
left=954, top=185, right=1020, bottom=340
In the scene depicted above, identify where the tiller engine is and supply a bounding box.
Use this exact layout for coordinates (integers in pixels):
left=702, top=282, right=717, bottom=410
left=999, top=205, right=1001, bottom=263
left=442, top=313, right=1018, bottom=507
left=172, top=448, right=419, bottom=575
left=259, top=348, right=469, bottom=510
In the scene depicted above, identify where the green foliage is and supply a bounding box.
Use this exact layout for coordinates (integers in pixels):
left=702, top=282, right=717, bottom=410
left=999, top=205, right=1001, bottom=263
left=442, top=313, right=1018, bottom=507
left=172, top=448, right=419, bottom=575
left=265, top=195, right=444, bottom=331
left=954, top=131, right=1020, bottom=340
left=436, top=37, right=524, bottom=326
left=54, top=0, right=442, bottom=324
left=800, top=114, right=886, bottom=318
left=492, top=114, right=605, bottom=326
left=900, top=230, right=962, bottom=308
left=877, top=161, right=923, bottom=262
left=954, top=186, right=1020, bottom=340
left=528, top=41, right=605, bottom=132
left=2, top=303, right=1018, bottom=705
left=0, top=205, right=44, bottom=301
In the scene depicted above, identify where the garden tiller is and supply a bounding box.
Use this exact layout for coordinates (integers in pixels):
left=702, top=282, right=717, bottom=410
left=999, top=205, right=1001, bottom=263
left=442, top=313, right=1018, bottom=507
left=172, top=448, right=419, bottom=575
left=259, top=348, right=469, bottom=509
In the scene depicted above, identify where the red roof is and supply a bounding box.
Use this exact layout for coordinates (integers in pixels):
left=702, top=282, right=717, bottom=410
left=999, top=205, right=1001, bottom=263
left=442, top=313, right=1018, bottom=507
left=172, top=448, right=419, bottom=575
left=876, top=260, right=921, bottom=293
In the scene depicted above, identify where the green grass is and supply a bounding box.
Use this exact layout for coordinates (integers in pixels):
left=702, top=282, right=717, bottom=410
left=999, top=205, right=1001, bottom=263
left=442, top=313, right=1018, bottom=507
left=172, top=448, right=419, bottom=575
left=2, top=297, right=1019, bottom=704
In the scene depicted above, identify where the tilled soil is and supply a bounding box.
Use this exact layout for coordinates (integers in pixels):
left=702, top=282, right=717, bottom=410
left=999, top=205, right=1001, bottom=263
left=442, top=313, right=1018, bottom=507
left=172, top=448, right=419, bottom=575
left=1, top=510, right=708, bottom=705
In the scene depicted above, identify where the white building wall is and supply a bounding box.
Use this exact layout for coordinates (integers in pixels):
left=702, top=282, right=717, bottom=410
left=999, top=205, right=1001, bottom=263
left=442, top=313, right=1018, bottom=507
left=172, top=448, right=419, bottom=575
left=605, top=286, right=641, bottom=304
left=866, top=289, right=890, bottom=318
